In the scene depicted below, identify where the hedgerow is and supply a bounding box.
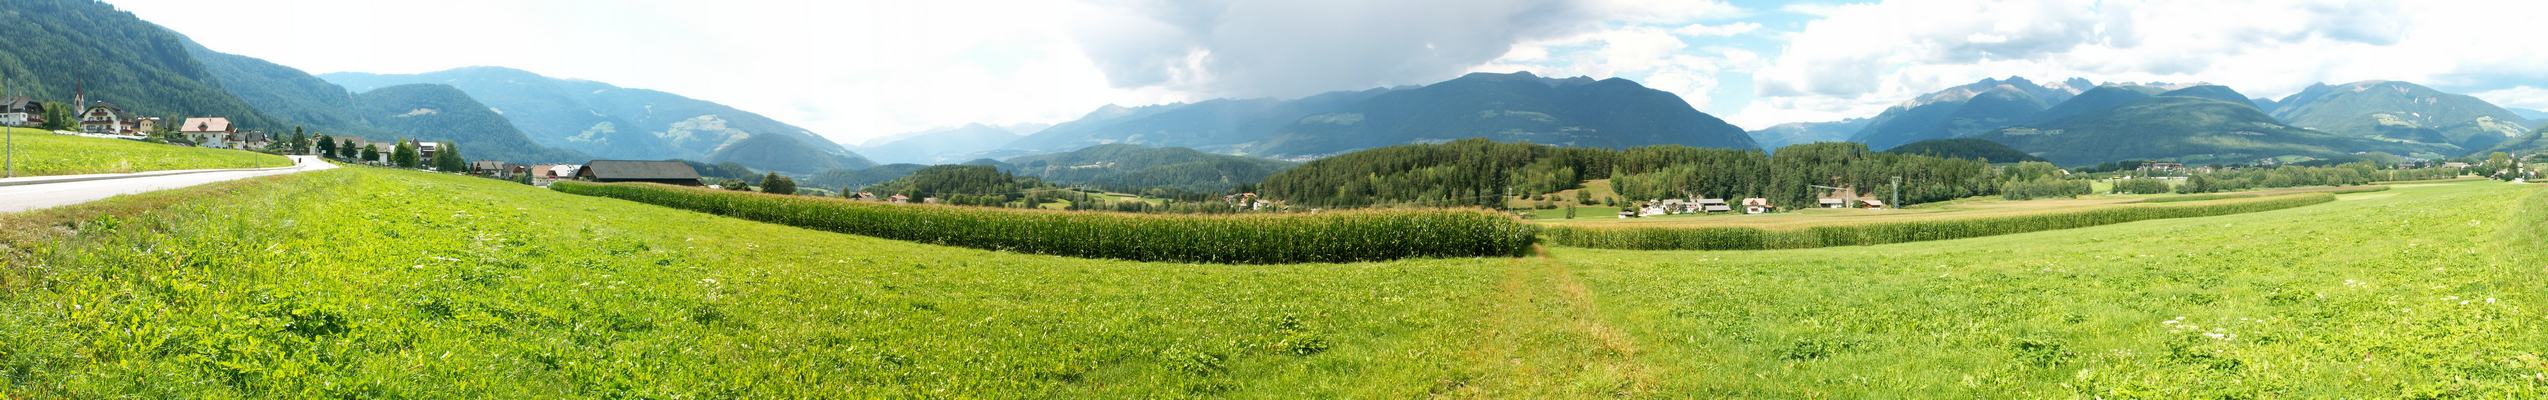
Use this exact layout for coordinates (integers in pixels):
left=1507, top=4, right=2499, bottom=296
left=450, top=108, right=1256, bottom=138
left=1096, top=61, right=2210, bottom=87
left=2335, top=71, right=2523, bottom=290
left=553, top=181, right=1538, bottom=263
left=1543, top=193, right=2340, bottom=250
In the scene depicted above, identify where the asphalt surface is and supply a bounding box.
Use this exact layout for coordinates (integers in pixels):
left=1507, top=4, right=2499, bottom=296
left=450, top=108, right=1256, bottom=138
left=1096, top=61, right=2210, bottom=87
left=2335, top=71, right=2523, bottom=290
left=0, top=155, right=334, bottom=213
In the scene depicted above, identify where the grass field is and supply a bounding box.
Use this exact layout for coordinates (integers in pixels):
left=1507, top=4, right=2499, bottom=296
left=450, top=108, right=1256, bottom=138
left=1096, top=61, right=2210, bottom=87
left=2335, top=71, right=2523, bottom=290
left=1, top=167, right=2541, bottom=397
left=0, top=127, right=291, bottom=177
left=1529, top=185, right=2379, bottom=229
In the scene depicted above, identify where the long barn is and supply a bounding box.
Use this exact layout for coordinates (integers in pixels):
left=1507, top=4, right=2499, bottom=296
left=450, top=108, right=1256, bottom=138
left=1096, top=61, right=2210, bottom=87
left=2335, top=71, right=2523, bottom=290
left=576, top=160, right=704, bottom=186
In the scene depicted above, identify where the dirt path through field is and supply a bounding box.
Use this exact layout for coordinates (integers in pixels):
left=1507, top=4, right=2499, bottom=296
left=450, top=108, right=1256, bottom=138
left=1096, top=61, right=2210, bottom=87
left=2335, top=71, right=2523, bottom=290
left=1446, top=247, right=1653, bottom=397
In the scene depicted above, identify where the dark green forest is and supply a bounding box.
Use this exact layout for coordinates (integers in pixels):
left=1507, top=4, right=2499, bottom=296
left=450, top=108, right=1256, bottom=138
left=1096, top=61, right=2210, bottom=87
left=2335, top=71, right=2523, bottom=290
left=1260, top=139, right=2000, bottom=209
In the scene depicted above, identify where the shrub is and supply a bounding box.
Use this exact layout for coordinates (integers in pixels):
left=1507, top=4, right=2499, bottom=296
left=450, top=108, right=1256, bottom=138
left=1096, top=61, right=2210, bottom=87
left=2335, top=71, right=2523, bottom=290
left=2002, top=178, right=2094, bottom=200
left=553, top=181, right=1539, bottom=264
left=2112, top=177, right=2172, bottom=194
left=1543, top=193, right=2341, bottom=251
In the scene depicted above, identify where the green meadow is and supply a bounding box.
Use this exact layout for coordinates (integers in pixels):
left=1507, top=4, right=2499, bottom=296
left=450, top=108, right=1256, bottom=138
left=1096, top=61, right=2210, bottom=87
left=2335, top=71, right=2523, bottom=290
left=0, top=127, right=290, bottom=177
left=0, top=167, right=2540, bottom=397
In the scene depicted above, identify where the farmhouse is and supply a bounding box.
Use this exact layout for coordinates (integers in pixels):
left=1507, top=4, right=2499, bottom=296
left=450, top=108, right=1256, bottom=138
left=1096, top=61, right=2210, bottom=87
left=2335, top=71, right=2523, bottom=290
left=180, top=117, right=236, bottom=147
left=889, top=194, right=911, bottom=203
left=1818, top=198, right=1847, bottom=208
left=575, top=160, right=704, bottom=186
left=471, top=160, right=510, bottom=177
left=78, top=101, right=136, bottom=135
left=1697, top=198, right=1732, bottom=213
left=1860, top=199, right=1887, bottom=209
left=1741, top=198, right=1773, bottom=214
left=0, top=97, right=43, bottom=127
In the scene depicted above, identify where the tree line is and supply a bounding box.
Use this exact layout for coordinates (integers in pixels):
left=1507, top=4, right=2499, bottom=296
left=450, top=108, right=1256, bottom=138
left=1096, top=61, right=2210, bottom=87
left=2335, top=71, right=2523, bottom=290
left=1259, top=139, right=1998, bottom=209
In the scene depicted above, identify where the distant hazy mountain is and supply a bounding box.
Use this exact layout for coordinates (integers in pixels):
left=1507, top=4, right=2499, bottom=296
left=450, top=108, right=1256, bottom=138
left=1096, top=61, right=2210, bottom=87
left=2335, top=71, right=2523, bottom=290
left=347, top=84, right=589, bottom=162
left=1002, top=144, right=1295, bottom=194
left=1009, top=71, right=1758, bottom=158
left=2251, top=97, right=2282, bottom=114
left=1749, top=118, right=1869, bottom=151
left=1977, top=96, right=2446, bottom=166
left=323, top=67, right=870, bottom=173
left=2511, top=109, right=2548, bottom=129
left=1847, top=77, right=2093, bottom=150
left=2270, top=81, right=2534, bottom=154
left=854, top=124, right=1025, bottom=165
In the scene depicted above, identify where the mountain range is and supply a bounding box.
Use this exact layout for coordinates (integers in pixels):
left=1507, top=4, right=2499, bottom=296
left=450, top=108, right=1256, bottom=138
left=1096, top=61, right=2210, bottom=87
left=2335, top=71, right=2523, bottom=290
left=1005, top=71, right=1759, bottom=158
left=323, top=67, right=872, bottom=173
left=852, top=123, right=1030, bottom=165
left=1846, top=77, right=2094, bottom=150
left=2269, top=81, right=2533, bottom=154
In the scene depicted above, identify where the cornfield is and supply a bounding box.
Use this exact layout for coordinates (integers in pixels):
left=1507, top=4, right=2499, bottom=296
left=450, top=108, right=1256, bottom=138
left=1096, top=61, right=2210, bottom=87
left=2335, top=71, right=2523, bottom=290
left=1543, top=192, right=2342, bottom=250
left=553, top=181, right=1539, bottom=263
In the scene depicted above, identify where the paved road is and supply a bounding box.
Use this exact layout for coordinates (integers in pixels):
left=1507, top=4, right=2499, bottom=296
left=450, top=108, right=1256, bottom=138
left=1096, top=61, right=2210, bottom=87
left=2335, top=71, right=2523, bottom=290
left=0, top=155, right=335, bottom=213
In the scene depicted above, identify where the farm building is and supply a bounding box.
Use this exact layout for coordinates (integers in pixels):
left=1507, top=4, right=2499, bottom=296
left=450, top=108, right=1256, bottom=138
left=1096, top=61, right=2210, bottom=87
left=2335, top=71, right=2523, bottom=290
left=1741, top=198, right=1773, bottom=214
left=180, top=117, right=235, bottom=147
left=1818, top=198, right=1847, bottom=208
left=0, top=97, right=43, bottom=127
left=1697, top=198, right=1731, bottom=213
left=471, top=161, right=511, bottom=177
left=1860, top=199, right=1886, bottom=209
left=575, top=160, right=704, bottom=186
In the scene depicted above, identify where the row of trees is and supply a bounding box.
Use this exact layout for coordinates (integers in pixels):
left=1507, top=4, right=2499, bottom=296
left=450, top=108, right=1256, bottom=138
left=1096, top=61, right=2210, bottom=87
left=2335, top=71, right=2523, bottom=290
left=1258, top=139, right=2002, bottom=209
left=306, top=131, right=463, bottom=171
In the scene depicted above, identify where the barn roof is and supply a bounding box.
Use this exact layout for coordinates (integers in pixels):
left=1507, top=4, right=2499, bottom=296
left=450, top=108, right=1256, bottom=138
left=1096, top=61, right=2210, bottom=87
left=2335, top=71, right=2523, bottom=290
left=581, top=160, right=701, bottom=181
left=180, top=117, right=231, bottom=133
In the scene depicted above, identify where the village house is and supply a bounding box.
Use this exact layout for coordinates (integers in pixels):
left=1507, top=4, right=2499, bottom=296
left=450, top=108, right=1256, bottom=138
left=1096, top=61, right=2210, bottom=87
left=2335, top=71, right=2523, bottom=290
left=575, top=160, right=703, bottom=186
left=1741, top=198, right=1774, bottom=214
left=1860, top=199, right=1887, bottom=209
left=854, top=192, right=878, bottom=201
left=226, top=131, right=272, bottom=150
left=78, top=101, right=136, bottom=135
left=470, top=160, right=510, bottom=177
left=1697, top=198, right=1732, bottom=213
left=417, top=141, right=442, bottom=162
left=2137, top=161, right=2187, bottom=173
left=0, top=97, right=44, bottom=127
left=889, top=194, right=912, bottom=203
left=1818, top=198, right=1847, bottom=208
left=180, top=117, right=235, bottom=148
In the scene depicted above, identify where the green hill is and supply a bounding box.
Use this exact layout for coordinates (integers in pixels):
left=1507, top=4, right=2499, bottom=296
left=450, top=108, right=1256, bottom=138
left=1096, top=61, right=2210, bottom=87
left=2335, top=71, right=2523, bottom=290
left=1883, top=138, right=2046, bottom=163
left=1977, top=97, right=2447, bottom=166
left=2270, top=81, right=2533, bottom=154
left=1001, top=144, right=1295, bottom=195
left=2028, top=85, right=2161, bottom=125
left=348, top=84, right=587, bottom=162
left=0, top=0, right=280, bottom=130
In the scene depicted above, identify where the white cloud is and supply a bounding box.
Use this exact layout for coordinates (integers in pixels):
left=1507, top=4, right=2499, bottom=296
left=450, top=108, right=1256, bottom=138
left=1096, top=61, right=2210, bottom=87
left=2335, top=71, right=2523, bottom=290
left=2472, top=87, right=2548, bottom=112
left=1731, top=0, right=2548, bottom=128
left=1475, top=26, right=1734, bottom=108
left=1674, top=22, right=1762, bottom=37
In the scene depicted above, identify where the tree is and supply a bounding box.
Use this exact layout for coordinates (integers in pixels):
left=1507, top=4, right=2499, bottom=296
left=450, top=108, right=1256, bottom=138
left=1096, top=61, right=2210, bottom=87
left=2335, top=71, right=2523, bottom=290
left=313, top=133, right=334, bottom=157
left=392, top=141, right=420, bottom=168
left=289, top=127, right=308, bottom=154
left=339, top=139, right=358, bottom=159
left=360, top=144, right=380, bottom=164
left=720, top=178, right=754, bottom=191
left=760, top=172, right=797, bottom=194
left=432, top=142, right=466, bottom=172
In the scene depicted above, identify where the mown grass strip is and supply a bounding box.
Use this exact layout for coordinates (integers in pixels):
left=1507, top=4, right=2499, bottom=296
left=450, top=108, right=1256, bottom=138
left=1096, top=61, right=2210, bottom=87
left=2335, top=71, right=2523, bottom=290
left=1543, top=193, right=2342, bottom=251
left=553, top=181, right=1540, bottom=264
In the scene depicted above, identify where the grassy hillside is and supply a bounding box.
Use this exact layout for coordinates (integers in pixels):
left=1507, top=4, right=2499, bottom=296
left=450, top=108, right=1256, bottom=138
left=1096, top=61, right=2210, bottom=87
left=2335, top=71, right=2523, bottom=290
left=0, top=128, right=289, bottom=176
left=1, top=165, right=2540, bottom=396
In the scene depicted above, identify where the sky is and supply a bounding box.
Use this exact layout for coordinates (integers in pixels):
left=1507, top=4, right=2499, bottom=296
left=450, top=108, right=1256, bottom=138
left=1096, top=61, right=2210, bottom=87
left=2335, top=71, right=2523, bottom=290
left=113, top=0, right=2548, bottom=145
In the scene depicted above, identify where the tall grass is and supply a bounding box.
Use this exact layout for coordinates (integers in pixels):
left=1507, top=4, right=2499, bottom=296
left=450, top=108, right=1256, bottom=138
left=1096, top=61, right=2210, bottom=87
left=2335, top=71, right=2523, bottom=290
left=554, top=181, right=1539, bottom=263
left=1543, top=193, right=2340, bottom=250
